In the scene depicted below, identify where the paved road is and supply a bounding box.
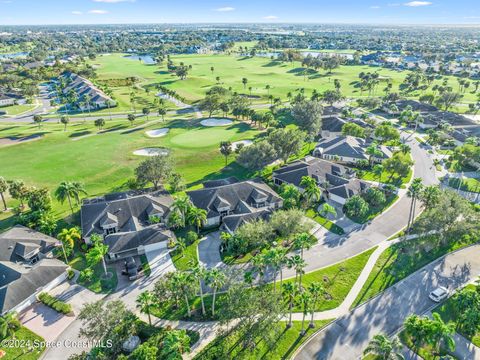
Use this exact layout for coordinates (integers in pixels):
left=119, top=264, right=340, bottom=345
left=295, top=244, right=480, bottom=360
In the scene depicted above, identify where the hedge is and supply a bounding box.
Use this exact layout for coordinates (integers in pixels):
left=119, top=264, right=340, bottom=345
left=38, top=292, right=72, bottom=315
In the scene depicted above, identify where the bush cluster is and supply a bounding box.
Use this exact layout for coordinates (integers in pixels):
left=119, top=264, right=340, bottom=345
left=38, top=292, right=72, bottom=314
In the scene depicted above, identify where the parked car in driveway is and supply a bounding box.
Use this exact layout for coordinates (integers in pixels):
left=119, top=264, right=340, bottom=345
left=429, top=286, right=448, bottom=302
left=123, top=256, right=138, bottom=281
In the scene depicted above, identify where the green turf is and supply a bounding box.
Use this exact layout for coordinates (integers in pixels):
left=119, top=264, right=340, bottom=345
left=170, top=238, right=200, bottom=271
left=70, top=255, right=118, bottom=294
left=0, top=326, right=45, bottom=360
left=448, top=177, right=480, bottom=193
left=2, top=104, right=37, bottom=116
left=194, top=320, right=333, bottom=360
left=305, top=208, right=345, bottom=235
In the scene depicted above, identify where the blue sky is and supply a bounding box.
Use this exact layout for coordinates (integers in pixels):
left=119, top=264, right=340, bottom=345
left=1, top=0, right=480, bottom=25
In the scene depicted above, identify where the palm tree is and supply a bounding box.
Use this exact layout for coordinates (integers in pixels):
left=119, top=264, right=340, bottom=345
left=207, top=268, right=226, bottom=317
left=419, top=185, right=441, bottom=210
left=300, top=176, right=321, bottom=208
left=293, top=232, right=313, bottom=260
left=136, top=291, right=155, bottom=325
left=71, top=181, right=87, bottom=205
left=187, top=206, right=207, bottom=234
left=175, top=237, right=187, bottom=257
left=363, top=334, right=405, bottom=360
left=191, top=265, right=207, bottom=316
left=282, top=282, right=298, bottom=329
left=366, top=143, right=382, bottom=165
left=288, top=255, right=307, bottom=289
left=265, top=84, right=271, bottom=95
left=55, top=181, right=75, bottom=213
left=0, top=312, right=20, bottom=340
left=406, top=178, right=424, bottom=234
left=298, top=291, right=312, bottom=335
left=308, top=282, right=325, bottom=328
left=429, top=312, right=456, bottom=356
left=158, top=107, right=167, bottom=121
left=173, top=271, right=194, bottom=317
left=33, top=114, right=43, bottom=128
left=86, top=235, right=109, bottom=277
left=319, top=203, right=337, bottom=219
left=172, top=194, right=191, bottom=227
left=372, top=164, right=384, bottom=183
left=57, top=227, right=81, bottom=262
left=0, top=176, right=8, bottom=211
left=242, top=77, right=248, bottom=89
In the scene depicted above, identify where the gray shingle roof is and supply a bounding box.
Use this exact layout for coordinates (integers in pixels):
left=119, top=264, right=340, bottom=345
left=104, top=227, right=174, bottom=254
left=0, top=225, right=57, bottom=262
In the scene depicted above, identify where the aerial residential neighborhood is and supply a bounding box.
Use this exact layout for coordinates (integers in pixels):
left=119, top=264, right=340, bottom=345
left=0, top=1, right=480, bottom=360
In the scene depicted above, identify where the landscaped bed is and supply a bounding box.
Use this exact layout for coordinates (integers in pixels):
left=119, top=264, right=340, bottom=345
left=448, top=177, right=480, bottom=193
left=305, top=208, right=344, bottom=235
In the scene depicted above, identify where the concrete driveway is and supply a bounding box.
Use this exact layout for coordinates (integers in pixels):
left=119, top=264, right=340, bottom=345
left=295, top=244, right=480, bottom=360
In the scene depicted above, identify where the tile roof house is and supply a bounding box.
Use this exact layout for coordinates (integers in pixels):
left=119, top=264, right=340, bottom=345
left=313, top=136, right=393, bottom=165
left=0, top=225, right=68, bottom=315
left=81, top=190, right=175, bottom=261
left=187, top=179, right=283, bottom=231
left=272, top=156, right=370, bottom=205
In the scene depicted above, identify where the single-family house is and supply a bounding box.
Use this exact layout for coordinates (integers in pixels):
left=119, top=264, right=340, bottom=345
left=0, top=225, right=68, bottom=315
left=313, top=136, right=392, bottom=165
left=187, top=179, right=283, bottom=230
left=80, top=190, right=175, bottom=261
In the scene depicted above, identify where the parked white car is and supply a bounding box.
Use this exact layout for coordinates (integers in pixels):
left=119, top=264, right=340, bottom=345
left=429, top=287, right=448, bottom=302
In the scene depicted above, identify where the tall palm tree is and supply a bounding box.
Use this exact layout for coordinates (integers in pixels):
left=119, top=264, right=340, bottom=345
left=293, top=232, right=313, bottom=260
left=366, top=143, right=382, bottom=165
left=429, top=312, right=456, bottom=356
left=0, top=312, right=20, bottom=340
left=86, top=240, right=109, bottom=277
left=300, top=176, right=321, bottom=208
left=282, top=282, right=298, bottom=329
left=206, top=268, right=226, bottom=317
left=136, top=291, right=155, bottom=325
left=363, top=334, right=405, bottom=360
left=308, top=282, right=325, bottom=328
left=288, top=255, right=307, bottom=289
left=55, top=181, right=75, bottom=213
left=406, top=178, right=424, bottom=233
left=57, top=227, right=81, bottom=262
left=172, top=194, right=191, bottom=227
left=71, top=181, right=87, bottom=205
left=186, top=206, right=207, bottom=234
left=372, top=164, right=384, bottom=183
left=298, top=291, right=312, bottom=335
left=173, top=271, right=194, bottom=317
left=161, top=330, right=191, bottom=359
left=191, top=264, right=207, bottom=316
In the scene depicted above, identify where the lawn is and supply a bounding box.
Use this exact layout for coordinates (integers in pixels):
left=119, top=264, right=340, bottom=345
left=281, top=247, right=376, bottom=312
left=360, top=169, right=412, bottom=187
left=87, top=53, right=478, bottom=106
left=70, top=255, right=118, bottom=293
left=170, top=238, right=200, bottom=271
left=352, top=234, right=478, bottom=308
left=434, top=284, right=480, bottom=347
left=0, top=326, right=45, bottom=360
left=153, top=247, right=375, bottom=321
left=0, top=113, right=259, bottom=224
left=448, top=177, right=480, bottom=193
left=2, top=104, right=37, bottom=116
left=399, top=330, right=454, bottom=360
left=305, top=208, right=345, bottom=235
left=194, top=320, right=333, bottom=360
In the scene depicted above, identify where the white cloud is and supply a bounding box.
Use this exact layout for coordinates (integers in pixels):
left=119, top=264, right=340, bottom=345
left=370, top=5, right=381, bottom=9
left=215, top=7, right=235, bottom=12
left=263, top=15, right=278, bottom=20
left=403, top=1, right=432, bottom=6
left=93, top=0, right=135, bottom=3
left=71, top=10, right=83, bottom=15
left=88, top=9, right=109, bottom=14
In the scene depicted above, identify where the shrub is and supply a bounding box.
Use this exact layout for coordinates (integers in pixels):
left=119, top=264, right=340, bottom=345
left=344, top=195, right=369, bottom=218
left=38, top=292, right=72, bottom=314
left=67, top=269, right=75, bottom=280
left=185, top=231, right=198, bottom=245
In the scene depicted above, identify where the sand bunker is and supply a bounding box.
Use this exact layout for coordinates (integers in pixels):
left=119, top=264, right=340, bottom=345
left=200, top=118, right=233, bottom=127
left=133, top=148, right=169, bottom=156
left=145, top=128, right=169, bottom=138
left=0, top=134, right=42, bottom=147
left=232, top=140, right=253, bottom=150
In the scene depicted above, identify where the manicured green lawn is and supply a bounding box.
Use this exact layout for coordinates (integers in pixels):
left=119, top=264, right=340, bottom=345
left=281, top=247, right=376, bottom=312
left=221, top=251, right=254, bottom=265
left=0, top=114, right=259, bottom=223
left=70, top=255, right=118, bottom=293
left=361, top=169, right=412, bottom=187
left=399, top=330, right=453, bottom=360
left=0, top=326, right=45, bottom=360
left=194, top=320, right=333, bottom=360
left=352, top=235, right=478, bottom=308
left=448, top=177, right=480, bottom=193
left=305, top=208, right=344, bottom=235
left=2, top=104, right=37, bottom=116
left=434, top=284, right=480, bottom=347
left=170, top=239, right=200, bottom=271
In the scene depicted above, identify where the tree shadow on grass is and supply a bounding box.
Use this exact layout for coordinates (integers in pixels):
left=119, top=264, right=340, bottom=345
left=262, top=61, right=282, bottom=67
left=69, top=130, right=92, bottom=138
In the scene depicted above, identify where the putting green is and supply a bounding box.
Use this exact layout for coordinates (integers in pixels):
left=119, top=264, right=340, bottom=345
left=169, top=125, right=243, bottom=148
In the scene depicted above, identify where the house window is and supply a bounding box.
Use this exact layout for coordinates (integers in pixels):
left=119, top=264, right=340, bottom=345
left=105, top=227, right=117, bottom=235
